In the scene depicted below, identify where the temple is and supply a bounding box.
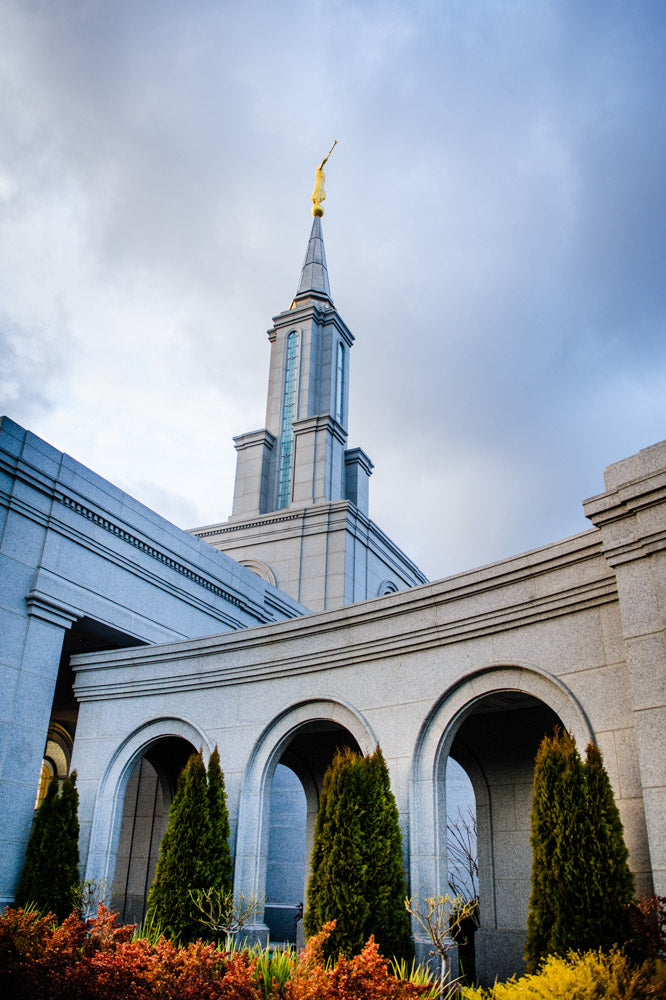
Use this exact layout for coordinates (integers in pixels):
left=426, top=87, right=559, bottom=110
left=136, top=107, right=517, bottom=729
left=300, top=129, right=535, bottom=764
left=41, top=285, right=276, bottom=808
left=1, top=176, right=664, bottom=985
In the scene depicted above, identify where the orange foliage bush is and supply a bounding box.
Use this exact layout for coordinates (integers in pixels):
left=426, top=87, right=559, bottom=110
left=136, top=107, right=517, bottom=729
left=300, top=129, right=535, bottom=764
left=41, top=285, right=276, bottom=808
left=285, top=921, right=429, bottom=1000
left=0, top=904, right=261, bottom=999
left=0, top=906, right=429, bottom=1000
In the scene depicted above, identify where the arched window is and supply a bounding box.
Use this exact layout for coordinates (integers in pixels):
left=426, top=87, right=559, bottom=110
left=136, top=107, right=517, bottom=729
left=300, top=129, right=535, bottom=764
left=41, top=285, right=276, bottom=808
left=335, top=341, right=345, bottom=424
left=278, top=332, right=299, bottom=508
left=35, top=722, right=72, bottom=808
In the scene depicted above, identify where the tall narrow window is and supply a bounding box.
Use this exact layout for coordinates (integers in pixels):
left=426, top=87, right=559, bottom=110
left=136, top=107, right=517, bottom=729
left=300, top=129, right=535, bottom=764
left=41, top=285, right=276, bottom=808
left=278, top=332, right=299, bottom=508
left=335, top=341, right=345, bottom=424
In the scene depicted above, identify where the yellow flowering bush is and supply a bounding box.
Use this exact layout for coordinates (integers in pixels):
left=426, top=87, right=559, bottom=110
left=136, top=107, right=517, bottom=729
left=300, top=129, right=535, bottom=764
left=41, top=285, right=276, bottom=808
left=460, top=948, right=665, bottom=1000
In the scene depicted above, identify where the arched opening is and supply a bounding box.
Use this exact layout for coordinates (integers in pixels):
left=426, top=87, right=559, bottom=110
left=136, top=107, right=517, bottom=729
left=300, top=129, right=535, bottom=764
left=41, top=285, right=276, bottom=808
left=446, top=691, right=562, bottom=984
left=410, top=666, right=593, bottom=985
left=110, top=736, right=195, bottom=924
left=234, top=699, right=376, bottom=945
left=445, top=756, right=478, bottom=981
left=265, top=720, right=362, bottom=944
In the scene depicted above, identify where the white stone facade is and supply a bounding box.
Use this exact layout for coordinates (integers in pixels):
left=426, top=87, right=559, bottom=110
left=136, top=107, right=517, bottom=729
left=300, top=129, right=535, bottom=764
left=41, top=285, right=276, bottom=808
left=69, top=458, right=666, bottom=980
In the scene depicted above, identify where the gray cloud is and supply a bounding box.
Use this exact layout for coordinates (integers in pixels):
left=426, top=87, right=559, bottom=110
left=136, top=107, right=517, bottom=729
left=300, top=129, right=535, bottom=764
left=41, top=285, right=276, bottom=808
left=1, top=0, right=664, bottom=580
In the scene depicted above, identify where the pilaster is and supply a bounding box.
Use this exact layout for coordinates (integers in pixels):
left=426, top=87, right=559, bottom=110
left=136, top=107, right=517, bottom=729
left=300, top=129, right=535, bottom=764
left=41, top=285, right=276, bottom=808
left=344, top=447, right=374, bottom=516
left=583, top=439, right=666, bottom=894
left=291, top=415, right=347, bottom=507
left=231, top=430, right=276, bottom=518
left=0, top=595, right=79, bottom=906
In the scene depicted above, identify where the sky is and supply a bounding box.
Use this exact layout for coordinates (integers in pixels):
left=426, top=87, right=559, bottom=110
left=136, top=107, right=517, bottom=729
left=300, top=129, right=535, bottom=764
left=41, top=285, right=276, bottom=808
left=1, top=0, right=665, bottom=581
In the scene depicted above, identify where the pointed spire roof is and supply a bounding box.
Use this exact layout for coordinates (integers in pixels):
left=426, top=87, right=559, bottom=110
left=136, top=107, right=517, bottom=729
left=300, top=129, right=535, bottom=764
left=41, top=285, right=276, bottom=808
left=294, top=215, right=332, bottom=303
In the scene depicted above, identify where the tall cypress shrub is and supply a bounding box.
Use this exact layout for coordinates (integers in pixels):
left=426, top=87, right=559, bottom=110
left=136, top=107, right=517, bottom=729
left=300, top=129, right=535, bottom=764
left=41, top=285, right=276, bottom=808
left=146, top=747, right=234, bottom=943
left=146, top=751, right=213, bottom=942
left=15, top=771, right=80, bottom=922
left=305, top=748, right=369, bottom=959
left=363, top=746, right=413, bottom=961
left=305, top=745, right=413, bottom=961
left=525, top=731, right=635, bottom=972
left=206, top=746, right=232, bottom=895
left=582, top=742, right=634, bottom=949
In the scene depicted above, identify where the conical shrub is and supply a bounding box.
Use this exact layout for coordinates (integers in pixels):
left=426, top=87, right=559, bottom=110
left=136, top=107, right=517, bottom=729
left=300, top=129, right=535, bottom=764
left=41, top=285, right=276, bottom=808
left=525, top=730, right=635, bottom=971
left=305, top=745, right=413, bottom=961
left=15, top=771, right=80, bottom=922
left=146, top=750, right=213, bottom=942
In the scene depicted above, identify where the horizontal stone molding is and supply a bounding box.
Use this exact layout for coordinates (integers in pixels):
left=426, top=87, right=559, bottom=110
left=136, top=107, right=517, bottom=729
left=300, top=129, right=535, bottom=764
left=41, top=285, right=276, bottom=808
left=56, top=492, right=249, bottom=610
left=72, top=549, right=618, bottom=701
left=270, top=303, right=355, bottom=349
left=232, top=429, right=276, bottom=453
left=193, top=500, right=428, bottom=585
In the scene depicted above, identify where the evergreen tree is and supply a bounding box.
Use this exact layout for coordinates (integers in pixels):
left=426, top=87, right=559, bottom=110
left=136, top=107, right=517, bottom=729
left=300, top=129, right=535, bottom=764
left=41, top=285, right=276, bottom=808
left=15, top=771, right=80, bottom=922
left=582, top=742, right=634, bottom=949
left=146, top=750, right=213, bottom=943
left=305, top=748, right=369, bottom=959
left=525, top=731, right=635, bottom=972
left=305, top=745, right=413, bottom=961
left=15, top=776, right=58, bottom=911
left=206, top=746, right=233, bottom=894
left=363, top=746, right=413, bottom=961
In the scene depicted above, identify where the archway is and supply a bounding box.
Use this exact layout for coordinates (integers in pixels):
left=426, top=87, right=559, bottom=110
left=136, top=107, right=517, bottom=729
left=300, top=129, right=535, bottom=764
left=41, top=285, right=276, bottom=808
left=235, top=700, right=376, bottom=943
left=81, top=717, right=212, bottom=915
left=410, top=665, right=594, bottom=984
left=266, top=720, right=363, bottom=943
left=449, top=691, right=561, bottom=983
left=111, top=736, right=195, bottom=924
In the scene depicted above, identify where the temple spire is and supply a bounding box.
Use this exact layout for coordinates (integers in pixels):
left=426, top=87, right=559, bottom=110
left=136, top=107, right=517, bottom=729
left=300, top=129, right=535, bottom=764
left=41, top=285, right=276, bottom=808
left=295, top=214, right=332, bottom=301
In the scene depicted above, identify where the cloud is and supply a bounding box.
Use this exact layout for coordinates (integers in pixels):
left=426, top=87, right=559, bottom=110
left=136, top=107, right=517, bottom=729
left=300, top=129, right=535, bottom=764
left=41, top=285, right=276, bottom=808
left=1, top=0, right=664, bottom=581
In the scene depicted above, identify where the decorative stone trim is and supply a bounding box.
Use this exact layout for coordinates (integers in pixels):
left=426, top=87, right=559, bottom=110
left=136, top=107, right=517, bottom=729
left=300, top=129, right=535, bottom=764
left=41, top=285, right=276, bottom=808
left=25, top=591, right=81, bottom=628
left=72, top=573, right=618, bottom=701
left=193, top=512, right=304, bottom=537
left=56, top=493, right=246, bottom=612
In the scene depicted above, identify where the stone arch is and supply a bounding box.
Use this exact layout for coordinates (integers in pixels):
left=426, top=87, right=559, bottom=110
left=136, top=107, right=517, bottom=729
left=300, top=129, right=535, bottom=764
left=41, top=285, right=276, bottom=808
left=234, top=699, right=376, bottom=940
left=409, top=663, right=594, bottom=981
left=240, top=559, right=277, bottom=587
left=83, top=716, right=212, bottom=897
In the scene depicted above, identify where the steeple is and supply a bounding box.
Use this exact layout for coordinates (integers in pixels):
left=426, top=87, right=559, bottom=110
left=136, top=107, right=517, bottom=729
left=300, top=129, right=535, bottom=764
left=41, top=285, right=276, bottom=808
left=293, top=215, right=332, bottom=303
left=190, top=152, right=428, bottom=610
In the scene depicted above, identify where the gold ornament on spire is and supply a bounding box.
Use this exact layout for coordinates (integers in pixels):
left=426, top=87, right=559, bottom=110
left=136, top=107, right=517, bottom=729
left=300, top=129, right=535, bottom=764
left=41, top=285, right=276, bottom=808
left=311, top=140, right=337, bottom=216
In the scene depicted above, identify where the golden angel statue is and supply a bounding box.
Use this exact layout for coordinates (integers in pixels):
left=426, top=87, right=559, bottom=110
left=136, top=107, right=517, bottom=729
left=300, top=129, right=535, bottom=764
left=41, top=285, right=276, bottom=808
left=312, top=140, right=337, bottom=216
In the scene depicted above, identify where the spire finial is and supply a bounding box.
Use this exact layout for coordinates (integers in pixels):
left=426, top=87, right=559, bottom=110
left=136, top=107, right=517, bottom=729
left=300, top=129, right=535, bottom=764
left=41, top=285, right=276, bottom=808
left=311, top=140, right=337, bottom=217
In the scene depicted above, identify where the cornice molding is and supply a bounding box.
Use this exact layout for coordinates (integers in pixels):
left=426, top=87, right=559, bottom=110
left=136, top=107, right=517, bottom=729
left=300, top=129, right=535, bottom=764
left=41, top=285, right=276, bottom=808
left=583, top=467, right=666, bottom=566
left=1, top=452, right=297, bottom=627
left=25, top=591, right=81, bottom=629
left=72, top=534, right=616, bottom=701
left=232, top=429, right=276, bottom=453
left=292, top=413, right=348, bottom=447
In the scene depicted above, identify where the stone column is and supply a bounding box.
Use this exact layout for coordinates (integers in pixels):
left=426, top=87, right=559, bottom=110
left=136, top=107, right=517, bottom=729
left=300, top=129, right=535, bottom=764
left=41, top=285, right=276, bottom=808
left=583, top=440, right=666, bottom=895
left=0, top=592, right=78, bottom=907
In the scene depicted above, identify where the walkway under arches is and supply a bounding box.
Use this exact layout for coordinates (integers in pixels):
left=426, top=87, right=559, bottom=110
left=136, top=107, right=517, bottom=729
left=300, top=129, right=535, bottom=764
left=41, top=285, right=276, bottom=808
left=234, top=699, right=376, bottom=941
left=79, top=717, right=212, bottom=915
left=410, top=664, right=595, bottom=981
